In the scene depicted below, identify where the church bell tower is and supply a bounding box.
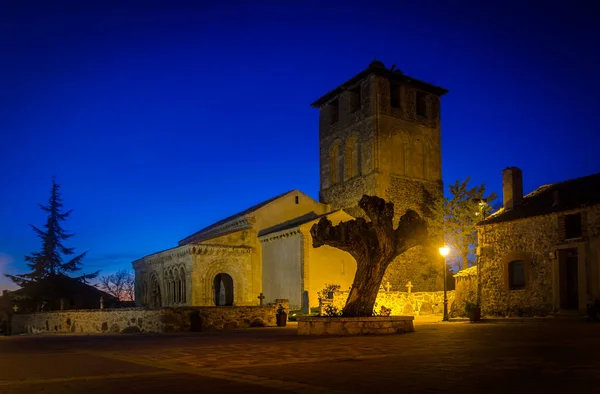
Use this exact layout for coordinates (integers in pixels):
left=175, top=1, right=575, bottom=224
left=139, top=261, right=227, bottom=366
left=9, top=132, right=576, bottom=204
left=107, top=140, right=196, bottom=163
left=311, top=60, right=449, bottom=290
left=311, top=59, right=448, bottom=219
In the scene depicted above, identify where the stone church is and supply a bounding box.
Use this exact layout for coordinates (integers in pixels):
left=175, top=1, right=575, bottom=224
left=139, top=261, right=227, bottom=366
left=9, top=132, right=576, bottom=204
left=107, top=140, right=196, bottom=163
left=132, top=60, right=448, bottom=310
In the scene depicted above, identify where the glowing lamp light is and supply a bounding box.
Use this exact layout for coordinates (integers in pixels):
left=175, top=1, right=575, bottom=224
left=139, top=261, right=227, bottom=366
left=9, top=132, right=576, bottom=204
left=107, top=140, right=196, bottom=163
left=439, top=246, right=450, bottom=257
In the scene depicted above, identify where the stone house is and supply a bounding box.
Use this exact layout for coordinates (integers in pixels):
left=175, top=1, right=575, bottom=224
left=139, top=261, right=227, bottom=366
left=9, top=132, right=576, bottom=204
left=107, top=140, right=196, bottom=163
left=132, top=60, right=449, bottom=310
left=478, top=167, right=600, bottom=316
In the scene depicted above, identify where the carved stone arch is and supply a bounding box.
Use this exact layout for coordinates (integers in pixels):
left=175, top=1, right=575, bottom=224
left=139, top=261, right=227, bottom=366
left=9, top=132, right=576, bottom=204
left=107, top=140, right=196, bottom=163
left=390, top=129, right=409, bottom=176
left=149, top=271, right=162, bottom=308
left=202, top=261, right=245, bottom=306
left=329, top=139, right=343, bottom=186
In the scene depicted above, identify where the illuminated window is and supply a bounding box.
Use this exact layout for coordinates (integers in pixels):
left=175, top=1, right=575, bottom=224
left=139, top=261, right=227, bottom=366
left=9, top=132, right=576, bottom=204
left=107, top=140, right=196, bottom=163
left=508, top=260, right=526, bottom=290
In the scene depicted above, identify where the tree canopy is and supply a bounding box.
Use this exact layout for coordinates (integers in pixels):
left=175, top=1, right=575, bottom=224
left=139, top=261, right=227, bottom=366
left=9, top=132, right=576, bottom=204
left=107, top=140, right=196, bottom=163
left=426, top=177, right=497, bottom=271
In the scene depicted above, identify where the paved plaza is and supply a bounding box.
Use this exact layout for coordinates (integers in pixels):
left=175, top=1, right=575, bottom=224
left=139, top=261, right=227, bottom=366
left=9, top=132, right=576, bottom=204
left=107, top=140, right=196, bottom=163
left=0, top=317, right=598, bottom=393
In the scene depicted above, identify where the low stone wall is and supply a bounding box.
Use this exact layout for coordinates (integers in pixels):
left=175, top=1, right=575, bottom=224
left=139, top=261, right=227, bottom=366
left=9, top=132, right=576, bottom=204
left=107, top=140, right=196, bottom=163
left=452, top=267, right=478, bottom=317
left=330, top=290, right=455, bottom=316
left=11, top=305, right=279, bottom=335
left=297, top=316, right=414, bottom=336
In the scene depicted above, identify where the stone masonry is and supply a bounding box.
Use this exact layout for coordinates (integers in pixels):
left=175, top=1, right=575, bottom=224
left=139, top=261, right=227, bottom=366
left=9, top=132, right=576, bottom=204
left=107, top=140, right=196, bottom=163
left=11, top=305, right=280, bottom=335
left=330, top=289, right=455, bottom=316
left=312, top=60, right=448, bottom=291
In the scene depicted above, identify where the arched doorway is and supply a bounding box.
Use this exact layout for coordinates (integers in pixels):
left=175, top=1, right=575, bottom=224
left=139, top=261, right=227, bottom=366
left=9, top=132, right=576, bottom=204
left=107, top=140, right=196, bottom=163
left=150, top=273, right=162, bottom=308
left=213, top=273, right=234, bottom=306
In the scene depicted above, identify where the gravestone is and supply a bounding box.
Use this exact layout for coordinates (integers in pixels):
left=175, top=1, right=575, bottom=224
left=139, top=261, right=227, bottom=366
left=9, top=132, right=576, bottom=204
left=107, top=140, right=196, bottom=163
left=385, top=282, right=392, bottom=292
left=301, top=291, right=309, bottom=314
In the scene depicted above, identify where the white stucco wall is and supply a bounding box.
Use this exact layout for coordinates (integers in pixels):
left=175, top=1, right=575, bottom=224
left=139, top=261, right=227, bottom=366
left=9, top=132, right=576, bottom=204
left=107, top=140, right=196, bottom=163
left=261, top=231, right=303, bottom=309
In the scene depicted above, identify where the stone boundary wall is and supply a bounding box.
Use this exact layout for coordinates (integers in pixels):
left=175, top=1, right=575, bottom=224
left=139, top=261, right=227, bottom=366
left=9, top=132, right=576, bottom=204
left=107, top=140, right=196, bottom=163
left=11, top=305, right=281, bottom=335
left=297, top=316, right=414, bottom=336
left=453, top=267, right=478, bottom=317
left=330, top=290, right=455, bottom=316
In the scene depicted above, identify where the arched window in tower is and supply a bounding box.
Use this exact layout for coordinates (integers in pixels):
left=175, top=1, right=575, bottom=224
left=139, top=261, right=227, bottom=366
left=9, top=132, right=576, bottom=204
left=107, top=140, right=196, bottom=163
left=329, top=141, right=343, bottom=185
left=410, top=138, right=425, bottom=179
left=391, top=132, right=406, bottom=175
left=345, top=135, right=360, bottom=180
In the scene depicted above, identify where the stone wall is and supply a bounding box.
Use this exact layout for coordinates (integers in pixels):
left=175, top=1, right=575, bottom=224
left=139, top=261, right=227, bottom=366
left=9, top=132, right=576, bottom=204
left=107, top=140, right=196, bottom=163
left=11, top=305, right=280, bottom=335
left=452, top=266, right=477, bottom=317
left=329, top=290, right=455, bottom=316
left=479, top=215, right=557, bottom=316
left=297, top=316, right=414, bottom=336
left=316, top=69, right=445, bottom=293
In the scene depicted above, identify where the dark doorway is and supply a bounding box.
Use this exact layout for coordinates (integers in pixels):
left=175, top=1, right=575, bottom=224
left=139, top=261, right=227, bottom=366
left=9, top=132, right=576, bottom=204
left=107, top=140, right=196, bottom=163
left=559, top=249, right=579, bottom=310
left=213, top=273, right=234, bottom=306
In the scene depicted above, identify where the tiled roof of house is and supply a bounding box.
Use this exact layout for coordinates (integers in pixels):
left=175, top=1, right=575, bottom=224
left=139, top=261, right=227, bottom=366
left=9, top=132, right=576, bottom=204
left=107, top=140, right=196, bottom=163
left=483, top=172, right=600, bottom=225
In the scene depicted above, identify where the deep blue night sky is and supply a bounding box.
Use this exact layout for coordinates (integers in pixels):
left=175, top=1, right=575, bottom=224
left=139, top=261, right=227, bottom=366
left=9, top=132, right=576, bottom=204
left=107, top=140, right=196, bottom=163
left=1, top=1, right=598, bottom=290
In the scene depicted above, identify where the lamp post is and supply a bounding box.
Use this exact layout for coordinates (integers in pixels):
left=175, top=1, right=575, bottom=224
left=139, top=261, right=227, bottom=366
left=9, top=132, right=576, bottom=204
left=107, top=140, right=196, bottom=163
left=439, top=246, right=450, bottom=321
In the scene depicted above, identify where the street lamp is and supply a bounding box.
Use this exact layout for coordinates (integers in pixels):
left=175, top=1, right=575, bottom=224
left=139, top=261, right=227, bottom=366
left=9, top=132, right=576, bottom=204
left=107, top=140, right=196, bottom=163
left=439, top=246, right=450, bottom=321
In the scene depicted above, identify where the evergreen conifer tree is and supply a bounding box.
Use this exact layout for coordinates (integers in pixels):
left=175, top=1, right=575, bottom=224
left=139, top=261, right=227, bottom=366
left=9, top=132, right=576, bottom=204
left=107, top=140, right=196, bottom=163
left=5, top=178, right=98, bottom=286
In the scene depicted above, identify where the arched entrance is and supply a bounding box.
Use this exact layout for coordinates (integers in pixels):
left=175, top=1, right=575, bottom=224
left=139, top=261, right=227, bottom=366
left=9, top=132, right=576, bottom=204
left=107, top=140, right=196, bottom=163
left=213, top=273, right=234, bottom=306
left=150, top=273, right=162, bottom=308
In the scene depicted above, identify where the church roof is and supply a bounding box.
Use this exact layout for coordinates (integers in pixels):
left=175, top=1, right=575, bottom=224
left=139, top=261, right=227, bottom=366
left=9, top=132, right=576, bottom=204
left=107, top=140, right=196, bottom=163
left=258, top=209, right=348, bottom=237
left=178, top=190, right=296, bottom=245
left=482, top=172, right=600, bottom=225
left=311, top=60, right=449, bottom=108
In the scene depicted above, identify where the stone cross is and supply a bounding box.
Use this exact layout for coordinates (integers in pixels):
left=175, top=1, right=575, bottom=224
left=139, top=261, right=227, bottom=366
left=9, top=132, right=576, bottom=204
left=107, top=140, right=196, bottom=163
left=385, top=281, right=392, bottom=292
left=406, top=281, right=413, bottom=295
left=257, top=292, right=265, bottom=306
left=100, top=296, right=104, bottom=310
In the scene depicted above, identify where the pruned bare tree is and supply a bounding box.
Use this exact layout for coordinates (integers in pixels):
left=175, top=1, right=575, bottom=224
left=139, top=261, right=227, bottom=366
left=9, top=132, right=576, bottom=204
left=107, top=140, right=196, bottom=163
left=310, top=195, right=427, bottom=317
left=98, top=270, right=135, bottom=301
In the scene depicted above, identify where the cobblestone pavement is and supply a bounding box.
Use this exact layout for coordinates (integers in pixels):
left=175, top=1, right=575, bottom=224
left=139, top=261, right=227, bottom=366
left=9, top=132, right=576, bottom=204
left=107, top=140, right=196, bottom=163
left=0, top=318, right=598, bottom=393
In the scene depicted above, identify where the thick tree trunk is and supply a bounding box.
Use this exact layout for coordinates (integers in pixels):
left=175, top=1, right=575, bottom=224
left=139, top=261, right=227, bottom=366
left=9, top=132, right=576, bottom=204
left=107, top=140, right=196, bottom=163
left=310, top=195, right=427, bottom=317
left=343, top=257, right=389, bottom=317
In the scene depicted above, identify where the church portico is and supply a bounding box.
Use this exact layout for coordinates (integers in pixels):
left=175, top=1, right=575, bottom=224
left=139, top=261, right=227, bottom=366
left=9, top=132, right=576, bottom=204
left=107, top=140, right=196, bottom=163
left=192, top=244, right=254, bottom=306
left=132, top=244, right=194, bottom=308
